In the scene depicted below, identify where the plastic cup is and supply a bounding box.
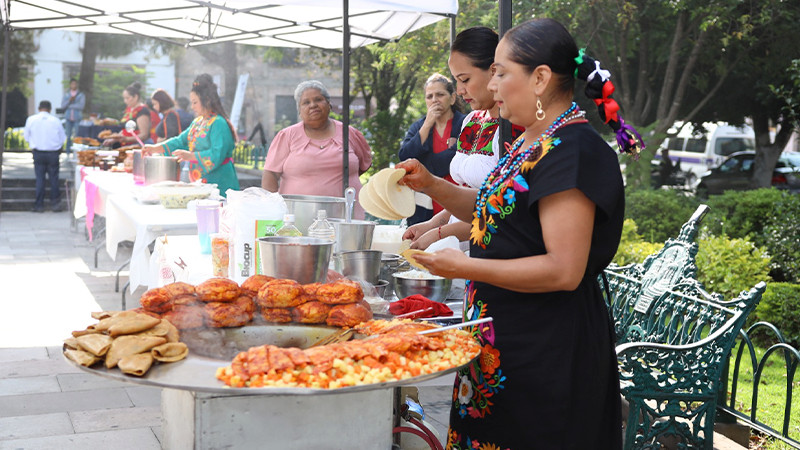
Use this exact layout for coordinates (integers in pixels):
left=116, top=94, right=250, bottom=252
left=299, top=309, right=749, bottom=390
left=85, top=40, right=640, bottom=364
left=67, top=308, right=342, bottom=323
left=211, top=232, right=230, bottom=277
left=195, top=200, right=220, bottom=254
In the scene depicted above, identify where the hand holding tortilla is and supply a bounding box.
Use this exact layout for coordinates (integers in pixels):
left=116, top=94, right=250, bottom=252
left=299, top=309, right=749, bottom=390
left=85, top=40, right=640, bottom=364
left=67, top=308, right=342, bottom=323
left=358, top=168, right=416, bottom=220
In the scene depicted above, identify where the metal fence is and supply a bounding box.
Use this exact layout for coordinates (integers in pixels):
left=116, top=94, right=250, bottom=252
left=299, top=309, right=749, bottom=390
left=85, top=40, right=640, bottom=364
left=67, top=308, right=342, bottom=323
left=719, top=322, right=800, bottom=448
left=232, top=141, right=267, bottom=170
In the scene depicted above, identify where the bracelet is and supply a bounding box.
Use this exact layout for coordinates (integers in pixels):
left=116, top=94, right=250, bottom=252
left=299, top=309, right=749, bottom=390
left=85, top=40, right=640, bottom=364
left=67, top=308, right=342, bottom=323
left=438, top=226, right=442, bottom=239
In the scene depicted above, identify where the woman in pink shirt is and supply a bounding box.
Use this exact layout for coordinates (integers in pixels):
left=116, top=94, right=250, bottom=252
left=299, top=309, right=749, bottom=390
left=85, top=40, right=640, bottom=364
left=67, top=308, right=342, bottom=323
left=261, top=80, right=372, bottom=218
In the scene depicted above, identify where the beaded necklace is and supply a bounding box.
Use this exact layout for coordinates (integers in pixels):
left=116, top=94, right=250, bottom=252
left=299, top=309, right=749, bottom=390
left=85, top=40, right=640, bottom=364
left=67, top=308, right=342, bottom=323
left=475, top=102, right=584, bottom=220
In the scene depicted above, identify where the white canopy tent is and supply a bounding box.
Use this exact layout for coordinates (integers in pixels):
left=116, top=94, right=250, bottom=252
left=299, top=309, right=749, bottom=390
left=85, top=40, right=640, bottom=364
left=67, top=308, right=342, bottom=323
left=0, top=0, right=458, bottom=198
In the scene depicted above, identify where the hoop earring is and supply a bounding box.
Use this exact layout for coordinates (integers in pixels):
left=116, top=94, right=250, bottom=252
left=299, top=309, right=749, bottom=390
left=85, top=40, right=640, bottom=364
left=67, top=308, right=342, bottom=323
left=536, top=98, right=546, bottom=121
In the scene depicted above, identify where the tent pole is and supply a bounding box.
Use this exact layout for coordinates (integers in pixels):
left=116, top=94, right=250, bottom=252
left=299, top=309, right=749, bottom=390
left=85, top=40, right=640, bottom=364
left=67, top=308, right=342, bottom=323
left=0, top=3, right=10, bottom=216
left=342, top=0, right=350, bottom=195
left=497, top=0, right=512, bottom=158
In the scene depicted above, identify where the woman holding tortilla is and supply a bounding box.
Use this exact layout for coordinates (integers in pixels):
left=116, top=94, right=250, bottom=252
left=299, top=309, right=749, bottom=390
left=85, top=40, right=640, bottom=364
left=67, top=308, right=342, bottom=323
left=398, top=18, right=643, bottom=448
left=403, top=27, right=522, bottom=250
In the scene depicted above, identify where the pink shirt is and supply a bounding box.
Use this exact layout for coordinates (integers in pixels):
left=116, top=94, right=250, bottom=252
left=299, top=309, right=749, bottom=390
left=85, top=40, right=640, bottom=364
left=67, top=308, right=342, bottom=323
left=264, top=119, right=372, bottom=218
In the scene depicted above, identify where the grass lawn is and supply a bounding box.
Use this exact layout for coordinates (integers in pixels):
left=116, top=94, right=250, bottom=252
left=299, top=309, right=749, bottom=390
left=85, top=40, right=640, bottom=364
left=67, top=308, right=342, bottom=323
left=726, top=343, right=800, bottom=449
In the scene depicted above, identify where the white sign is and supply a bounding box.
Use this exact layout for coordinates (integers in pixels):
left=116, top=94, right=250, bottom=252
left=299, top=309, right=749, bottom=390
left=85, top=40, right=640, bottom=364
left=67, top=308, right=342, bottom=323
left=229, top=73, right=249, bottom=138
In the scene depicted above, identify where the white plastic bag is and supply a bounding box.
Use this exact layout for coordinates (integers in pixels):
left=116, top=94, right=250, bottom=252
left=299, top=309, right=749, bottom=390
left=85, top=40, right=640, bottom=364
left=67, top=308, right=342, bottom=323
left=149, top=235, right=192, bottom=287
left=226, top=187, right=286, bottom=283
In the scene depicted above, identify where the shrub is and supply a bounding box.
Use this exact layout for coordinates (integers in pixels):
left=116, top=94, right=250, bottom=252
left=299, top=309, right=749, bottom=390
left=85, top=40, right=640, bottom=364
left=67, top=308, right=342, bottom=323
left=695, top=234, right=771, bottom=302
left=762, top=194, right=800, bottom=283
left=612, top=219, right=662, bottom=266
left=702, top=189, right=786, bottom=248
left=751, top=282, right=800, bottom=348
left=625, top=189, right=699, bottom=244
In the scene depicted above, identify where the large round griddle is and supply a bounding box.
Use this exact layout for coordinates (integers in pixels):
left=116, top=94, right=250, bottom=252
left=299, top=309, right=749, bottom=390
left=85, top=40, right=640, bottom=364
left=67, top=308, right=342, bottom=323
left=64, top=323, right=477, bottom=396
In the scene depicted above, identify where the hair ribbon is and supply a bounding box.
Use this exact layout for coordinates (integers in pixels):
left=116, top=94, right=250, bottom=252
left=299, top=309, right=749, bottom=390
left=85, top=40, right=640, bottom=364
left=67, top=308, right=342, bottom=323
left=587, top=60, right=611, bottom=83
left=573, top=48, right=586, bottom=78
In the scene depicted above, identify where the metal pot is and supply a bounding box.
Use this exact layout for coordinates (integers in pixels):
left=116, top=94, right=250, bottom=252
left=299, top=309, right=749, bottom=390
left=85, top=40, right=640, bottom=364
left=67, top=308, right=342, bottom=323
left=257, top=236, right=333, bottom=284
left=329, top=218, right=376, bottom=253
left=282, top=194, right=346, bottom=235
left=144, top=155, right=180, bottom=185
left=336, top=249, right=382, bottom=284
left=132, top=149, right=145, bottom=183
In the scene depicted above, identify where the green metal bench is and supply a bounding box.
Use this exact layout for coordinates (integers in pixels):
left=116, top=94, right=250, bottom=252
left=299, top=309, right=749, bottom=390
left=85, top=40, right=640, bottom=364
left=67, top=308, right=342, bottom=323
left=602, top=205, right=766, bottom=449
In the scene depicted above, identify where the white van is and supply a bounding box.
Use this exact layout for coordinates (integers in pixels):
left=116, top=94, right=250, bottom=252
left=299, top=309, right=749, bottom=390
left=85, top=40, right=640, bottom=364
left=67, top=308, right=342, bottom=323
left=657, top=122, right=756, bottom=183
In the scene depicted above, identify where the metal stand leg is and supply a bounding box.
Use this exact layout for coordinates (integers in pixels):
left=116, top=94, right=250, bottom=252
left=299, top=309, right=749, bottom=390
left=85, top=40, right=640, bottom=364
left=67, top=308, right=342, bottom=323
left=93, top=235, right=106, bottom=268
left=115, top=258, right=131, bottom=292
left=121, top=281, right=130, bottom=310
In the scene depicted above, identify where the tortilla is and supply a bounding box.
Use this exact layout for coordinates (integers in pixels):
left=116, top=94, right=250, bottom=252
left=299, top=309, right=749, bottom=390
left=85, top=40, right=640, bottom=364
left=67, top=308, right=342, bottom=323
left=71, top=328, right=102, bottom=338
left=76, top=334, right=114, bottom=357
left=107, top=314, right=162, bottom=337
left=91, top=310, right=144, bottom=332
left=359, top=177, right=403, bottom=220
left=151, top=342, right=189, bottom=362
left=118, top=353, right=154, bottom=377
left=369, top=169, right=405, bottom=217
left=64, top=349, right=101, bottom=367
left=135, top=319, right=179, bottom=343
left=105, top=335, right=167, bottom=369
left=400, top=249, right=433, bottom=271
left=63, top=337, right=80, bottom=350
left=91, top=311, right=116, bottom=321
left=379, top=168, right=416, bottom=218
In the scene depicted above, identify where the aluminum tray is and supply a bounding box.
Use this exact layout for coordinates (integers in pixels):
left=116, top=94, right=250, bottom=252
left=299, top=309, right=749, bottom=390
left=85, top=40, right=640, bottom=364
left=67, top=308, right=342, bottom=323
left=64, top=323, right=476, bottom=396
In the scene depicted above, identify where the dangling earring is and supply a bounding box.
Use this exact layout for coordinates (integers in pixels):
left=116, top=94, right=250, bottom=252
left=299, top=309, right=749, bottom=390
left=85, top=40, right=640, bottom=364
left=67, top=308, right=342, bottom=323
left=536, top=98, right=546, bottom=121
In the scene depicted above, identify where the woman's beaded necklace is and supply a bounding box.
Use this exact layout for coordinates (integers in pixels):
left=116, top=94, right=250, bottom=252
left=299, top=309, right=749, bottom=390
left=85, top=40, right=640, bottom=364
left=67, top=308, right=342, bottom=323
left=475, top=102, right=584, bottom=219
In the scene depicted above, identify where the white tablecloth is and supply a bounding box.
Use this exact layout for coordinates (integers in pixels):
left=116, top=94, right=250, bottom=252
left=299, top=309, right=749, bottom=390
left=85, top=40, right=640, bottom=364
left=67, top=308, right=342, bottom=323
left=105, top=194, right=199, bottom=293
left=73, top=169, right=134, bottom=240
left=147, top=234, right=213, bottom=289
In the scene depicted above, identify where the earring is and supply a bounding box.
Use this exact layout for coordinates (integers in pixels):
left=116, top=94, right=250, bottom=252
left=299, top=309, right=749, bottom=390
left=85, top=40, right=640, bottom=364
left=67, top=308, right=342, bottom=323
left=536, top=98, right=546, bottom=121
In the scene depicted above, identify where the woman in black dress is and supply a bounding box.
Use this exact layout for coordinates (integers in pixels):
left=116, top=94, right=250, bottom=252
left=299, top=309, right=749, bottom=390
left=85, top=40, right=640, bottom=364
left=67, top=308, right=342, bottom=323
left=398, top=18, right=643, bottom=449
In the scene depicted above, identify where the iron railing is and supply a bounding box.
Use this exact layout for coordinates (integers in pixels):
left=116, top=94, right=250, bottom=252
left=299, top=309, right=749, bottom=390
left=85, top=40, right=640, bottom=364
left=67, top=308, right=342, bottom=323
left=719, top=322, right=800, bottom=448
left=232, top=141, right=267, bottom=170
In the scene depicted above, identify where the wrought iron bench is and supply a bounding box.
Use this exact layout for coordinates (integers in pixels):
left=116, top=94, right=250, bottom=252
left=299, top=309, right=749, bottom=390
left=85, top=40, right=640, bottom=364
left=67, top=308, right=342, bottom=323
left=602, top=205, right=766, bottom=449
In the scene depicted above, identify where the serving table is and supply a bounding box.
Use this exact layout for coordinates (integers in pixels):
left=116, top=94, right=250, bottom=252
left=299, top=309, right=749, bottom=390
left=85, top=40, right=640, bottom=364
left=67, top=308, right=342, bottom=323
left=104, top=194, right=198, bottom=293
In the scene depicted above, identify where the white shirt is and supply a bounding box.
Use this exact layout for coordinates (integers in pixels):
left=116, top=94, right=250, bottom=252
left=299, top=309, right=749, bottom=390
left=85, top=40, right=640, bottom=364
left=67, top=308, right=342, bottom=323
left=24, top=111, right=66, bottom=151
left=449, top=110, right=501, bottom=188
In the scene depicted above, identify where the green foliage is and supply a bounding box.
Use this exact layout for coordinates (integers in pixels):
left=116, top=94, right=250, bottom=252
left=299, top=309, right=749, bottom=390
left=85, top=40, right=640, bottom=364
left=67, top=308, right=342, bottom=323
left=4, top=128, right=28, bottom=150
left=624, top=189, right=699, bottom=244
left=770, top=59, right=800, bottom=130
left=91, top=66, right=148, bottom=118
left=753, top=282, right=800, bottom=348
left=762, top=194, right=800, bottom=283
left=0, top=30, right=36, bottom=94
left=695, top=234, right=770, bottom=302
left=612, top=219, right=662, bottom=266
left=702, top=189, right=786, bottom=247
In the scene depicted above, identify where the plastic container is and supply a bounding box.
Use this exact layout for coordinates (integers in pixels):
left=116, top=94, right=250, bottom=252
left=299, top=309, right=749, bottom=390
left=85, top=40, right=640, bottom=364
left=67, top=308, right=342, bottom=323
left=195, top=200, right=220, bottom=254
left=211, top=233, right=230, bottom=277
left=307, top=210, right=336, bottom=242
left=276, top=214, right=303, bottom=237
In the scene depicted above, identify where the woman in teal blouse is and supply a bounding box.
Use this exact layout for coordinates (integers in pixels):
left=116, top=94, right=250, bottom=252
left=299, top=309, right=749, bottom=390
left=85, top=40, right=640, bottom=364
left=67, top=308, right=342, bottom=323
left=143, top=74, right=240, bottom=196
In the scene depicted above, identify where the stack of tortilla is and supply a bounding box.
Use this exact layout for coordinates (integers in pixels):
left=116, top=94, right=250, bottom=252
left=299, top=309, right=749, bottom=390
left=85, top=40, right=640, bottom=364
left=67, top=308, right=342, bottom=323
left=63, top=311, right=189, bottom=377
left=359, top=168, right=416, bottom=221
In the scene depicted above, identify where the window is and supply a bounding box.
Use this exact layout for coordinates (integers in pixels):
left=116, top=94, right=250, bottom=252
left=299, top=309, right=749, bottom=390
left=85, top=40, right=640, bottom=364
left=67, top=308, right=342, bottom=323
left=685, top=138, right=706, bottom=153
left=667, top=138, right=685, bottom=151
left=715, top=138, right=755, bottom=156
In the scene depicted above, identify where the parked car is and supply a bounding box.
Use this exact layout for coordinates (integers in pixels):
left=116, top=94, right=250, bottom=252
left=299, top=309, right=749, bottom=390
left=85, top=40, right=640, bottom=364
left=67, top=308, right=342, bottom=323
left=695, top=151, right=800, bottom=197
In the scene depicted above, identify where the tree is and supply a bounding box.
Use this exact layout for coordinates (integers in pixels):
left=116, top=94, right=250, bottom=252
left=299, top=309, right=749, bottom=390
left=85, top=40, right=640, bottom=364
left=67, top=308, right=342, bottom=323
left=0, top=30, right=36, bottom=127
left=194, top=42, right=239, bottom=112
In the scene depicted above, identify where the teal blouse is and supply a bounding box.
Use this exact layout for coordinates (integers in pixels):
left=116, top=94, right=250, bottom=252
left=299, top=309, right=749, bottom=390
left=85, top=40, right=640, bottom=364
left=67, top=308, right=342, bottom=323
left=162, top=114, right=240, bottom=196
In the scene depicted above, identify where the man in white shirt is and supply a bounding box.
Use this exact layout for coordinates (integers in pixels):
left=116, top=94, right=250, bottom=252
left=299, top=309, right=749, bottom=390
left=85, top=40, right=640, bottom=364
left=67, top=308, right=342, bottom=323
left=24, top=100, right=66, bottom=212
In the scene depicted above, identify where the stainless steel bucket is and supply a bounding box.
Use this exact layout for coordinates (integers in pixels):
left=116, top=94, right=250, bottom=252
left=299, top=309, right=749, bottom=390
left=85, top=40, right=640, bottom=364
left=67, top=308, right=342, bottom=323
left=282, top=195, right=346, bottom=235
left=144, top=155, right=180, bottom=185
left=329, top=218, right=376, bottom=253
left=336, top=249, right=382, bottom=284
left=257, top=236, right=334, bottom=284
left=132, top=149, right=145, bottom=183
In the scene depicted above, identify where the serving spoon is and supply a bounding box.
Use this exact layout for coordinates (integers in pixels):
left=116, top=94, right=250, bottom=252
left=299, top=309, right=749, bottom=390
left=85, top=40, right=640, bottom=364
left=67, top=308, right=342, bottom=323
left=125, top=120, right=146, bottom=148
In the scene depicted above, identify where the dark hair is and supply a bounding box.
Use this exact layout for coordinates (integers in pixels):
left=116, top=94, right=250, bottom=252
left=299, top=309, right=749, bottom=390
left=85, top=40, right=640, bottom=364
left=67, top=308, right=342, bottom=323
left=191, top=74, right=236, bottom=138
left=177, top=96, right=190, bottom=110
left=504, top=18, right=644, bottom=157
left=38, top=100, right=52, bottom=111
left=151, top=88, right=175, bottom=112
left=69, top=78, right=78, bottom=84
left=451, top=27, right=498, bottom=71
left=124, top=82, right=143, bottom=100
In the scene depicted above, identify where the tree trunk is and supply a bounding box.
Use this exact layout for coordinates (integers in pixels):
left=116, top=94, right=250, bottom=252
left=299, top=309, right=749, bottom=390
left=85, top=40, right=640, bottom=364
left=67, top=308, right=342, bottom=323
left=79, top=33, right=101, bottom=115
left=195, top=42, right=238, bottom=113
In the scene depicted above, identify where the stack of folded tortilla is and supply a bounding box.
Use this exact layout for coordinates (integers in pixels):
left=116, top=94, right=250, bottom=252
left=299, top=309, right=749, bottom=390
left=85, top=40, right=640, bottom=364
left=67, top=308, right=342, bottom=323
left=63, top=310, right=189, bottom=377
left=359, top=168, right=416, bottom=220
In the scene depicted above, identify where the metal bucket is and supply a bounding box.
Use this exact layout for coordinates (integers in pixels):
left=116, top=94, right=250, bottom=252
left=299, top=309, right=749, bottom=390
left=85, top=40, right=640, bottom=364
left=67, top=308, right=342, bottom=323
left=282, top=195, right=346, bottom=235
left=336, top=249, right=382, bottom=284
left=144, top=155, right=180, bottom=185
left=329, top=218, right=376, bottom=253
left=257, top=236, right=334, bottom=284
left=132, top=149, right=145, bottom=184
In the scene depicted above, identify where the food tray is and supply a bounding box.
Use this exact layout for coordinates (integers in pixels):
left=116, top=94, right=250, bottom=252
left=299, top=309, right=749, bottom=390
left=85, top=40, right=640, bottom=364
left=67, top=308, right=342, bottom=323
left=63, top=323, right=477, bottom=396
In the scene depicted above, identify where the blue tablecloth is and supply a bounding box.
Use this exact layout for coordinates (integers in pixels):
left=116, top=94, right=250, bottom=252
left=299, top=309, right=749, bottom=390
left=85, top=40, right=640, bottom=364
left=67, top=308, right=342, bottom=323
left=77, top=124, right=123, bottom=139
